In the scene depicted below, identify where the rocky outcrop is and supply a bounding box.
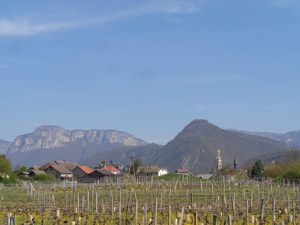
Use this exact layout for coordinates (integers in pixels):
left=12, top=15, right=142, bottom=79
left=8, top=125, right=147, bottom=153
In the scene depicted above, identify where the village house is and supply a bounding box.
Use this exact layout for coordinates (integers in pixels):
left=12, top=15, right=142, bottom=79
left=175, top=169, right=192, bottom=176
left=53, top=160, right=79, bottom=171
left=103, top=165, right=121, bottom=175
left=97, top=161, right=125, bottom=172
left=139, top=166, right=168, bottom=177
left=81, top=166, right=120, bottom=182
left=44, top=163, right=73, bottom=180
left=72, top=165, right=94, bottom=180
left=41, top=160, right=78, bottom=180
left=34, top=159, right=123, bottom=182
left=89, top=168, right=113, bottom=178
left=96, top=161, right=122, bottom=175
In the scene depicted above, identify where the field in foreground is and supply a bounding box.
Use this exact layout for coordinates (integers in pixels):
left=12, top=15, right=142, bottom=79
left=0, top=178, right=299, bottom=224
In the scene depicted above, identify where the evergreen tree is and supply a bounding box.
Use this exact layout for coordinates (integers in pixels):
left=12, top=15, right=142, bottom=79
left=250, top=159, right=264, bottom=179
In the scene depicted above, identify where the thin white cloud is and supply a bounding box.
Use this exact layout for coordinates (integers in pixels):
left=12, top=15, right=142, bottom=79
left=0, top=19, right=82, bottom=36
left=0, top=0, right=202, bottom=37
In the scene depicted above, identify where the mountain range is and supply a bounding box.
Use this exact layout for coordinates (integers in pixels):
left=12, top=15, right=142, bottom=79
left=8, top=125, right=146, bottom=153
left=5, top=126, right=147, bottom=167
left=245, top=150, right=300, bottom=167
left=229, top=129, right=300, bottom=147
left=1, top=120, right=298, bottom=173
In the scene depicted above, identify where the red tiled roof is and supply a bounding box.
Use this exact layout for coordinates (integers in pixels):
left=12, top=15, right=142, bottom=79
left=97, top=168, right=114, bottom=176
left=105, top=165, right=120, bottom=173
left=79, top=165, right=94, bottom=174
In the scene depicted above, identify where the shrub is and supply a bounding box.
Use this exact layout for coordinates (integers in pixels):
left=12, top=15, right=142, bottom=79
left=0, top=155, right=15, bottom=183
left=33, top=174, right=56, bottom=182
left=263, top=161, right=300, bottom=181
left=263, top=162, right=285, bottom=178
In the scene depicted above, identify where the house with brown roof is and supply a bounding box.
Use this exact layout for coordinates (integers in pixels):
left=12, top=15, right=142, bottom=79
left=175, top=169, right=192, bottom=176
left=40, top=160, right=78, bottom=171
left=42, top=160, right=76, bottom=180
left=89, top=168, right=113, bottom=177
left=45, top=164, right=73, bottom=180
left=139, top=166, right=168, bottom=177
left=53, top=160, right=79, bottom=171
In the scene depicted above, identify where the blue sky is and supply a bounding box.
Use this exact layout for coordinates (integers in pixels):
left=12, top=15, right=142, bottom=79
left=0, top=0, right=300, bottom=144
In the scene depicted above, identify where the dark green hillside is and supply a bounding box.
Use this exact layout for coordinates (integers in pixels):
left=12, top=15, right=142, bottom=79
left=151, top=120, right=288, bottom=173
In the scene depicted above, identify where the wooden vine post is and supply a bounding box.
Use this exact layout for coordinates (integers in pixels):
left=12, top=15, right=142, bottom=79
left=260, top=196, right=265, bottom=225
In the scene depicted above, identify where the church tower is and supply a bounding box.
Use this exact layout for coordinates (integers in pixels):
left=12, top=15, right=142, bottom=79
left=216, top=148, right=223, bottom=170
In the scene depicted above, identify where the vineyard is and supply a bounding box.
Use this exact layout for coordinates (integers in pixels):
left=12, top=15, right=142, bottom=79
left=1, top=178, right=300, bottom=225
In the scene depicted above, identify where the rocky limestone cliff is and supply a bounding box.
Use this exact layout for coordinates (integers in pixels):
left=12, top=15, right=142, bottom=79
left=8, top=125, right=147, bottom=153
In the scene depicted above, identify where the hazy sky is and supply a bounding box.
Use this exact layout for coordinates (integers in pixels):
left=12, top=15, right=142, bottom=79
left=0, top=0, right=300, bottom=144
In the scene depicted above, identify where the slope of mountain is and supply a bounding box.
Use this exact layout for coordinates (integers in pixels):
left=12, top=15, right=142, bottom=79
left=0, top=139, right=11, bottom=154
left=8, top=142, right=122, bottom=167
left=281, top=131, right=300, bottom=147
left=6, top=125, right=147, bottom=166
left=151, top=120, right=288, bottom=173
left=230, top=129, right=300, bottom=147
left=246, top=150, right=300, bottom=167
left=8, top=125, right=147, bottom=153
left=84, top=143, right=163, bottom=167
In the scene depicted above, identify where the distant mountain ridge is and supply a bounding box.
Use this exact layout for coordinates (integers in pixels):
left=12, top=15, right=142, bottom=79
left=150, top=120, right=288, bottom=173
left=8, top=125, right=147, bottom=154
left=229, top=129, right=300, bottom=147
left=4, top=125, right=148, bottom=167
